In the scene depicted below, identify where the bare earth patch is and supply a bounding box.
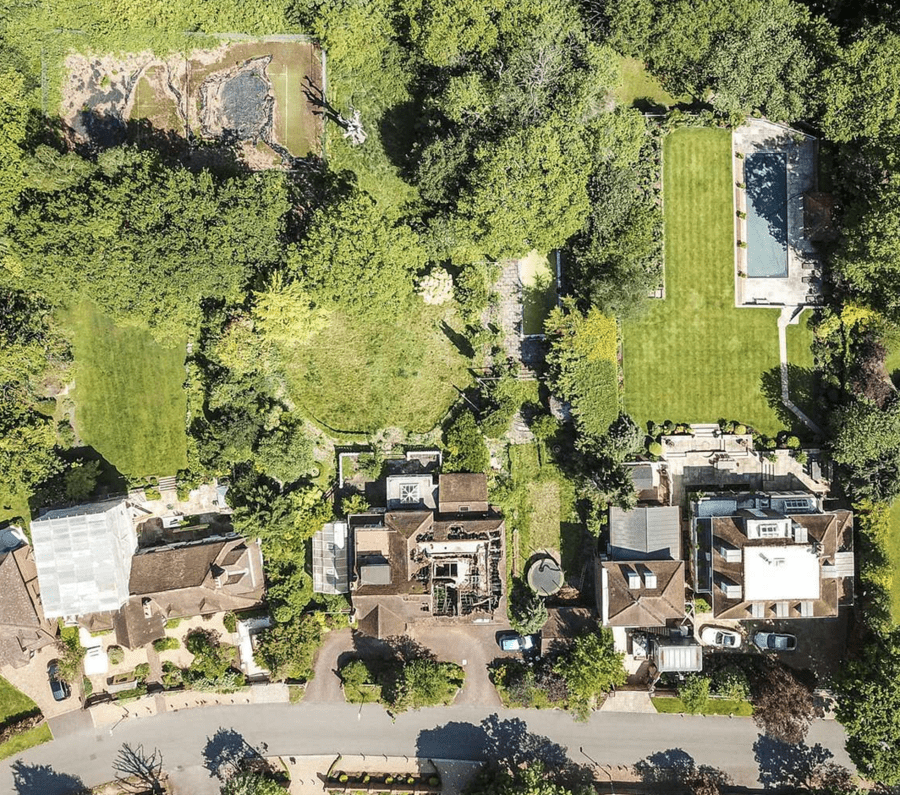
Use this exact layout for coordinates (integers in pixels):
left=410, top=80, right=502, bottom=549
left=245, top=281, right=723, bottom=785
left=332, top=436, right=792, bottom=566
left=61, top=38, right=323, bottom=165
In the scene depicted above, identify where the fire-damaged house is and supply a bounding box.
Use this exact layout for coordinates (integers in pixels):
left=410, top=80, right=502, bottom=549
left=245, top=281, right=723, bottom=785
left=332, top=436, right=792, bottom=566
left=314, top=473, right=505, bottom=638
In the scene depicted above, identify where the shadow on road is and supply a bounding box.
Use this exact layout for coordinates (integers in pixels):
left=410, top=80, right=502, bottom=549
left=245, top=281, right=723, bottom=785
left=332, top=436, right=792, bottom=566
left=202, top=727, right=259, bottom=780
left=753, top=735, right=851, bottom=791
left=11, top=761, right=88, bottom=795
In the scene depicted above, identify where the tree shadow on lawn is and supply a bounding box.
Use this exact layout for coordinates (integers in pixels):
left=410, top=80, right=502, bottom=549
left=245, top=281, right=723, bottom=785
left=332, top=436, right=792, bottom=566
left=759, top=365, right=822, bottom=439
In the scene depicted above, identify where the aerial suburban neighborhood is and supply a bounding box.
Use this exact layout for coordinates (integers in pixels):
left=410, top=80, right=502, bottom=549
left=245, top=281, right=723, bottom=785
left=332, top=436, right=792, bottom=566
left=0, top=1, right=899, bottom=794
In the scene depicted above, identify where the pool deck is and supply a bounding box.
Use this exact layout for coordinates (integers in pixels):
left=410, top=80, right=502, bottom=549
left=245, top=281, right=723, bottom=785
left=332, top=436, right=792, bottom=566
left=733, top=118, right=821, bottom=309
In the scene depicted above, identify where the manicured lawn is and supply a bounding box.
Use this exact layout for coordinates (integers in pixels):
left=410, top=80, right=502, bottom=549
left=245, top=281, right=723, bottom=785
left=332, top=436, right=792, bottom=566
left=0, top=676, right=39, bottom=723
left=64, top=301, right=188, bottom=479
left=653, top=696, right=754, bottom=716
left=0, top=724, right=52, bottom=760
left=615, top=57, right=679, bottom=108
left=285, top=304, right=469, bottom=434
left=785, top=310, right=821, bottom=430
left=623, top=128, right=784, bottom=434
left=498, top=443, right=581, bottom=580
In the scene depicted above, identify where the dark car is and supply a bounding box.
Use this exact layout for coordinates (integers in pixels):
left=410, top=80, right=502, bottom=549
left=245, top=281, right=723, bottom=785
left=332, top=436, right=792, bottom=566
left=497, top=632, right=535, bottom=653
left=47, top=660, right=70, bottom=702
left=753, top=632, right=797, bottom=652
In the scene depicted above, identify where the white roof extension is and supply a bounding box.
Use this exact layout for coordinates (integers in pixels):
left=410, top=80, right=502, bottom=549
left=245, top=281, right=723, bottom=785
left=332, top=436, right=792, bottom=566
left=743, top=544, right=820, bottom=602
left=31, top=499, right=137, bottom=619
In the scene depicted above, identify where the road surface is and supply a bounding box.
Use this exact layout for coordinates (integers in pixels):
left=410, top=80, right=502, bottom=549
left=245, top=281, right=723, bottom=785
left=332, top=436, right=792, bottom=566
left=1, top=703, right=853, bottom=794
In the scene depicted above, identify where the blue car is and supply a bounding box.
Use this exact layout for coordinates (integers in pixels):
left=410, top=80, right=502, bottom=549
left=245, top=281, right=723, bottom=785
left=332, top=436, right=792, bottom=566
left=47, top=660, right=70, bottom=702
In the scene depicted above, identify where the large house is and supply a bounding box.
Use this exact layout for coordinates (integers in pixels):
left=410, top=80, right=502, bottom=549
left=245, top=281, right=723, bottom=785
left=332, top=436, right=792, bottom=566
left=692, top=492, right=854, bottom=620
left=313, top=472, right=505, bottom=638
left=597, top=505, right=685, bottom=628
left=30, top=498, right=264, bottom=647
left=114, top=536, right=264, bottom=649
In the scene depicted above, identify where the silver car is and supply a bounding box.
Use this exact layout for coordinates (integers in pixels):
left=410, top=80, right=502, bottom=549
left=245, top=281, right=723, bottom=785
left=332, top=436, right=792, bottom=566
left=753, top=632, right=797, bottom=652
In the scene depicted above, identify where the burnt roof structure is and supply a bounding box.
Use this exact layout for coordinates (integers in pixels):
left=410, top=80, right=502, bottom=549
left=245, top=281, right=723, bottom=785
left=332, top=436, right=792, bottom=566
left=350, top=472, right=505, bottom=638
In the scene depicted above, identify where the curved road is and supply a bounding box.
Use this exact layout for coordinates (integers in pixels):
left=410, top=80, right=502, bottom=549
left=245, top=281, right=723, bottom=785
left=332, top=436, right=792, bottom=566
left=1, top=703, right=852, bottom=794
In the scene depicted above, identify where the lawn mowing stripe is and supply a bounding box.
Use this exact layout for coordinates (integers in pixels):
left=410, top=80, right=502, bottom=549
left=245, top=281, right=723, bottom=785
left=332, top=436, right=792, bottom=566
left=623, top=128, right=783, bottom=433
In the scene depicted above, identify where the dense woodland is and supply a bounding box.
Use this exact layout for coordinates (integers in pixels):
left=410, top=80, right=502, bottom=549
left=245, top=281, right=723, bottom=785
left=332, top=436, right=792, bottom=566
left=3, top=0, right=900, bottom=784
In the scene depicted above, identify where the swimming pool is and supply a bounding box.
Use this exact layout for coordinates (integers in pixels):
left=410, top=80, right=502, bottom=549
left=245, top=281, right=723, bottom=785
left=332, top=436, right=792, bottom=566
left=744, top=152, right=788, bottom=278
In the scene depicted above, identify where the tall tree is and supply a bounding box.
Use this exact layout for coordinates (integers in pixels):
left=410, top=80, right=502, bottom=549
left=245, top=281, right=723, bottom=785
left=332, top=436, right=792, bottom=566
left=9, top=147, right=289, bottom=342
left=457, top=120, right=590, bottom=259
left=291, top=189, right=424, bottom=317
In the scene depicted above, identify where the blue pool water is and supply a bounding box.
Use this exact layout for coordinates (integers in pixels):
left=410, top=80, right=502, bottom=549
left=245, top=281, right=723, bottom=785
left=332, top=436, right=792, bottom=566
left=745, top=152, right=788, bottom=278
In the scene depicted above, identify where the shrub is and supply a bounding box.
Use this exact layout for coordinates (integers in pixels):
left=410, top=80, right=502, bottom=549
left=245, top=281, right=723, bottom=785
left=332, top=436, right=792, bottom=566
left=442, top=410, right=489, bottom=473
left=679, top=675, right=710, bottom=713
left=429, top=777, right=440, bottom=786
left=795, top=451, right=808, bottom=464
left=340, top=775, right=348, bottom=783
left=341, top=492, right=370, bottom=516
left=648, top=441, right=663, bottom=456
left=153, top=636, right=179, bottom=652
left=107, top=645, right=125, bottom=665
left=734, top=424, right=747, bottom=435
left=694, top=597, right=711, bottom=613
left=161, top=661, right=183, bottom=689
left=785, top=435, right=801, bottom=449
left=115, top=684, right=148, bottom=704
left=82, top=676, right=93, bottom=697
left=166, top=618, right=182, bottom=629
left=144, top=486, right=161, bottom=500
left=134, top=663, right=150, bottom=681
left=56, top=629, right=86, bottom=683
left=711, top=666, right=750, bottom=701
left=737, top=210, right=747, bottom=219
left=737, top=240, right=748, bottom=249
left=223, top=612, right=237, bottom=633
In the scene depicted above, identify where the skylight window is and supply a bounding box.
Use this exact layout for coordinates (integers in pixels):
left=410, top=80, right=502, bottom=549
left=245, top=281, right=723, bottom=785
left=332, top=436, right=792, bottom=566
left=400, top=483, right=420, bottom=503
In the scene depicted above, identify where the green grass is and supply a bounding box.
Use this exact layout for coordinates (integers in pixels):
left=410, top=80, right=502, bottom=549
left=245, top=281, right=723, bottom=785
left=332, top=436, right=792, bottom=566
left=623, top=128, right=784, bottom=434
left=63, top=301, right=187, bottom=479
left=887, top=500, right=900, bottom=623
left=285, top=304, right=469, bottom=434
left=653, top=696, right=754, bottom=716
left=785, top=310, right=821, bottom=431
left=498, top=443, right=581, bottom=580
left=0, top=723, right=52, bottom=760
left=519, top=251, right=556, bottom=335
left=0, top=677, right=39, bottom=724
left=0, top=676, right=50, bottom=760
left=615, top=57, right=680, bottom=108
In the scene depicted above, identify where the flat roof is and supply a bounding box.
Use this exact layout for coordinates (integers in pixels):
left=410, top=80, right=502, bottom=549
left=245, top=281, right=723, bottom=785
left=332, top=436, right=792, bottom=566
left=743, top=544, right=819, bottom=601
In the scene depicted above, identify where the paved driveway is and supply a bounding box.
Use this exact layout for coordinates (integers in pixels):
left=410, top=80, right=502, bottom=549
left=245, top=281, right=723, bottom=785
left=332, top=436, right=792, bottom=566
left=304, top=625, right=512, bottom=708
left=407, top=625, right=505, bottom=707
left=1, top=644, right=81, bottom=721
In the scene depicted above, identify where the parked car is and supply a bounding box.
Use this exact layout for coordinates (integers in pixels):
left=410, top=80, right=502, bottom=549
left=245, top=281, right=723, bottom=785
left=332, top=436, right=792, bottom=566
left=699, top=626, right=742, bottom=649
left=753, top=632, right=797, bottom=652
left=497, top=632, right=535, bottom=653
left=47, top=660, right=70, bottom=702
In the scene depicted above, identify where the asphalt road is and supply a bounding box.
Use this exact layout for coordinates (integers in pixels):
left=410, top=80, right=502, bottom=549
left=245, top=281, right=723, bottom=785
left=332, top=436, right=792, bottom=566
left=1, top=704, right=853, bottom=794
